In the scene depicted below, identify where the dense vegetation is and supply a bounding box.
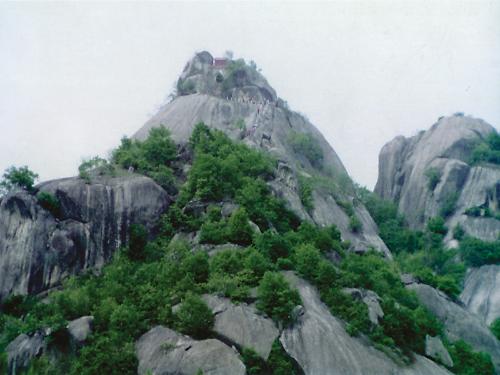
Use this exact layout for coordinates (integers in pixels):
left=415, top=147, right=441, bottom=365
left=470, top=131, right=500, bottom=165
left=0, top=125, right=495, bottom=375
left=447, top=340, right=495, bottom=375
left=357, top=187, right=464, bottom=299
left=459, top=237, right=500, bottom=267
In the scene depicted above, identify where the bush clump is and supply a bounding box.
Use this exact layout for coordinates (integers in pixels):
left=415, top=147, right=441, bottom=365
left=256, top=272, right=301, bottom=326
left=425, top=168, right=441, bottom=191
left=37, top=191, right=62, bottom=218
left=175, top=293, right=214, bottom=339
left=0, top=165, right=38, bottom=195
left=459, top=237, right=500, bottom=267
left=470, top=131, right=500, bottom=165
left=112, top=126, right=177, bottom=192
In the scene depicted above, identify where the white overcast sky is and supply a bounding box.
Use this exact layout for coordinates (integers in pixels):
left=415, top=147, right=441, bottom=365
left=1, top=1, right=499, bottom=189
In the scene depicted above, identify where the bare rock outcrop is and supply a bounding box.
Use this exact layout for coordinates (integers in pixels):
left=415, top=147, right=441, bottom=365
left=0, top=174, right=170, bottom=301
left=6, top=331, right=46, bottom=375
left=202, top=294, right=279, bottom=359
left=375, top=115, right=500, bottom=242
left=67, top=315, right=94, bottom=345
left=425, top=335, right=454, bottom=368
left=135, top=326, right=246, bottom=375
left=280, top=272, right=452, bottom=375
left=134, top=51, right=389, bottom=256
left=460, top=265, right=500, bottom=325
left=407, top=282, right=500, bottom=372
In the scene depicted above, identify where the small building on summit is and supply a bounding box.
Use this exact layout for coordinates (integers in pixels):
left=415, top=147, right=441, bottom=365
left=213, top=58, right=228, bottom=69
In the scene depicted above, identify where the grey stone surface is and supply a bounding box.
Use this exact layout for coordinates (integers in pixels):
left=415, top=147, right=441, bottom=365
left=135, top=326, right=246, bottom=375
left=375, top=114, right=500, bottom=242
left=0, top=174, right=170, bottom=301
left=67, top=315, right=94, bottom=344
left=202, top=294, right=279, bottom=360
left=425, top=335, right=454, bottom=367
left=134, top=52, right=389, bottom=256
left=460, top=265, right=500, bottom=325
left=6, top=332, right=46, bottom=375
left=408, top=282, right=500, bottom=373
left=342, top=288, right=384, bottom=325
left=280, top=272, right=452, bottom=375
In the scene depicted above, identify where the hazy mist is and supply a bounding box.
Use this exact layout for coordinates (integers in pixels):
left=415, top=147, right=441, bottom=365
left=1, top=0, right=499, bottom=189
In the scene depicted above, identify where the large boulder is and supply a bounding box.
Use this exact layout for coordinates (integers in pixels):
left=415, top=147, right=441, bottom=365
left=6, top=331, right=46, bottom=375
left=67, top=315, right=94, bottom=345
left=280, top=272, right=452, bottom=375
left=375, top=114, right=500, bottom=241
left=460, top=265, right=500, bottom=325
left=407, top=282, right=500, bottom=372
left=135, top=326, right=246, bottom=375
left=425, top=335, right=454, bottom=368
left=134, top=52, right=390, bottom=256
left=0, top=174, right=170, bottom=301
left=202, top=294, right=279, bottom=359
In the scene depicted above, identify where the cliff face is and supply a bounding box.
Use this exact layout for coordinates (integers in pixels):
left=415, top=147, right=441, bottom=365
left=460, top=265, right=500, bottom=325
left=0, top=174, right=169, bottom=300
left=280, top=272, right=453, bottom=375
left=135, top=51, right=389, bottom=256
left=375, top=115, right=500, bottom=242
left=407, top=281, right=500, bottom=373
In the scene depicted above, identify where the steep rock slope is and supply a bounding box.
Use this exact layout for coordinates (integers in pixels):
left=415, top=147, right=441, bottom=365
left=0, top=174, right=169, bottom=301
left=280, top=272, right=453, bottom=375
left=460, top=265, right=500, bottom=325
left=136, top=326, right=246, bottom=375
left=135, top=51, right=389, bottom=255
left=375, top=115, right=500, bottom=242
left=407, top=281, right=500, bottom=373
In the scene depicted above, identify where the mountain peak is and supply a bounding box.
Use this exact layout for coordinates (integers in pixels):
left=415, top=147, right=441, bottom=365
left=176, top=51, right=277, bottom=103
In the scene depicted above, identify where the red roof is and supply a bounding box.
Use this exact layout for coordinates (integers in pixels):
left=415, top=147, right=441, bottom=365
left=213, top=58, right=227, bottom=68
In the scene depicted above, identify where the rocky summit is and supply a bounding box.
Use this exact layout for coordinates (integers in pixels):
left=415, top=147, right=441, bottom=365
left=375, top=114, right=500, bottom=243
left=0, top=52, right=499, bottom=375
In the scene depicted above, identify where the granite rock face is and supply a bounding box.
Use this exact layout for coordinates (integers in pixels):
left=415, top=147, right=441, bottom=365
left=460, top=265, right=500, bottom=325
left=425, top=335, right=454, bottom=368
left=280, top=272, right=452, bottom=375
left=135, top=326, right=246, bottom=375
left=202, top=294, right=279, bottom=359
left=6, top=331, right=46, bottom=375
left=0, top=174, right=170, bottom=301
left=67, top=315, right=94, bottom=344
left=375, top=115, right=500, bottom=242
left=134, top=51, right=389, bottom=256
left=407, top=282, right=500, bottom=373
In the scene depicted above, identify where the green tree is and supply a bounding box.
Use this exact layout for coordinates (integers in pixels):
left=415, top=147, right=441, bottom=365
left=78, top=156, right=109, bottom=183
left=427, top=217, right=448, bottom=235
left=425, top=168, right=441, bottom=191
left=294, top=244, right=321, bottom=279
left=257, top=272, right=301, bottom=325
left=349, top=215, right=362, bottom=233
left=142, top=126, right=177, bottom=166
left=176, top=293, right=214, bottom=338
left=227, top=207, right=254, bottom=245
left=447, top=340, right=494, bottom=375
left=0, top=166, right=38, bottom=194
